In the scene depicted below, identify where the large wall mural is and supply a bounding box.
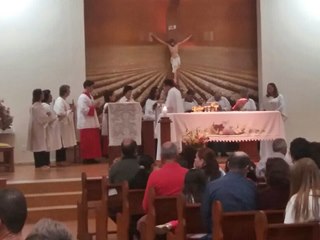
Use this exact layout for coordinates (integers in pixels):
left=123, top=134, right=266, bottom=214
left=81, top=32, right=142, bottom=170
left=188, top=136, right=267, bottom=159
left=84, top=0, right=258, bottom=105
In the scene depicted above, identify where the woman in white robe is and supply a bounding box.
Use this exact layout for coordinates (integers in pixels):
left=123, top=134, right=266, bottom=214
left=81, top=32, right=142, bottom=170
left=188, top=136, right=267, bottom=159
left=144, top=87, right=158, bottom=120
left=42, top=90, right=62, bottom=153
left=101, top=90, right=116, bottom=157
left=258, top=83, right=287, bottom=177
left=27, top=89, right=51, bottom=168
left=53, top=85, right=77, bottom=165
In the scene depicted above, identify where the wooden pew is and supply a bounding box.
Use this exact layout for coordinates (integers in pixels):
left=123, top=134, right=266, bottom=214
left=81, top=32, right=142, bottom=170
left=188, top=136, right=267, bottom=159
left=167, top=203, right=207, bottom=240
left=212, top=201, right=284, bottom=240
left=255, top=211, right=320, bottom=240
left=140, top=187, right=184, bottom=240
left=116, top=181, right=145, bottom=240
left=77, top=172, right=122, bottom=240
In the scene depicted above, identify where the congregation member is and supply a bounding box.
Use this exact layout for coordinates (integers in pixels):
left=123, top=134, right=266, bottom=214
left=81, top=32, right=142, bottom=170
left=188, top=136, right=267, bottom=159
left=109, top=138, right=147, bottom=188
left=26, top=218, right=72, bottom=240
left=137, top=142, right=188, bottom=235
left=142, top=142, right=188, bottom=212
left=77, top=80, right=101, bottom=164
left=289, top=137, right=311, bottom=162
left=144, top=87, right=158, bottom=120
left=101, top=90, right=116, bottom=157
left=118, top=85, right=135, bottom=103
left=256, top=138, right=291, bottom=177
left=258, top=158, right=290, bottom=210
left=309, top=141, right=320, bottom=169
left=232, top=88, right=256, bottom=111
left=183, top=169, right=207, bottom=204
left=155, top=169, right=207, bottom=234
left=207, top=91, right=231, bottom=111
left=202, top=152, right=257, bottom=233
left=163, top=79, right=184, bottom=113
left=42, top=90, right=62, bottom=165
left=260, top=83, right=287, bottom=167
left=135, top=154, right=155, bottom=189
left=193, top=147, right=224, bottom=182
left=284, top=158, right=320, bottom=223
left=53, top=85, right=77, bottom=165
left=183, top=89, right=198, bottom=112
left=27, top=89, right=52, bottom=168
left=0, top=188, right=27, bottom=240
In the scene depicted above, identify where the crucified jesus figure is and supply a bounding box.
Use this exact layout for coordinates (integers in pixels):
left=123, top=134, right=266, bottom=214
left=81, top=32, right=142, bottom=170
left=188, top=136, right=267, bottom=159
left=151, top=33, right=192, bottom=83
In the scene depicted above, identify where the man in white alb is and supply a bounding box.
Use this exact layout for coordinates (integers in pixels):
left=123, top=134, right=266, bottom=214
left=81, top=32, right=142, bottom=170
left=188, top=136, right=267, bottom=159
left=163, top=79, right=184, bottom=113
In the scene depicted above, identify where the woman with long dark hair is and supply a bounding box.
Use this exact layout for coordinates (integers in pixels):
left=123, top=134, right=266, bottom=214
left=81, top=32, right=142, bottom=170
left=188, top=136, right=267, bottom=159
left=259, top=82, right=287, bottom=176
left=194, top=147, right=224, bottom=182
left=27, top=89, right=52, bottom=168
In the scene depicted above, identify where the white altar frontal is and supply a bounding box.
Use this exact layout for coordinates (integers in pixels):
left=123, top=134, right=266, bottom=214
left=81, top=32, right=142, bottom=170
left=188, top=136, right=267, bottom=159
left=155, top=111, right=285, bottom=160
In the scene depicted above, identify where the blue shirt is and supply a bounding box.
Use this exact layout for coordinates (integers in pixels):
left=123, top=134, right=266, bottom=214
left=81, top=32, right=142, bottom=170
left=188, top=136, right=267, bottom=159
left=201, top=171, right=257, bottom=232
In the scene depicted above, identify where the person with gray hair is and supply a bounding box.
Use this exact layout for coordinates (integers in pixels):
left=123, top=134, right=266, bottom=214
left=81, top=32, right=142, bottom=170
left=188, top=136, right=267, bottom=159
left=25, top=218, right=72, bottom=240
left=201, top=151, right=257, bottom=234
left=142, top=141, right=188, bottom=212
left=0, top=188, right=27, bottom=240
left=256, top=138, right=292, bottom=178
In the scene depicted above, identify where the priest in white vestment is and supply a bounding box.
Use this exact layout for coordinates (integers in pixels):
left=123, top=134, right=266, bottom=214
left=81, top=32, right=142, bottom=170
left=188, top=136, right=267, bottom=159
left=27, top=89, right=52, bottom=168
left=232, top=88, right=257, bottom=111
left=207, top=91, right=231, bottom=111
left=53, top=85, right=77, bottom=165
left=163, top=79, right=184, bottom=113
left=77, top=80, right=101, bottom=163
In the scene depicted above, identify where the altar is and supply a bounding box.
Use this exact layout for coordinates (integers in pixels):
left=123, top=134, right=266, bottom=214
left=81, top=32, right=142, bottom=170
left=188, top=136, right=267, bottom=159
left=156, top=111, right=285, bottom=160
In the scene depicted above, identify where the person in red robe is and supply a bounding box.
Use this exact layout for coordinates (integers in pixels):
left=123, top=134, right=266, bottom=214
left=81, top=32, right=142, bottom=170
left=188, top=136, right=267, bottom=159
left=77, top=80, right=101, bottom=163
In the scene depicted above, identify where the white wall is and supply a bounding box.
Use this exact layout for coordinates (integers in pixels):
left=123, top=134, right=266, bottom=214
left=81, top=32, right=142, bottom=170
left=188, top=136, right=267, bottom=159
left=258, top=0, right=320, bottom=143
left=0, top=0, right=85, bottom=163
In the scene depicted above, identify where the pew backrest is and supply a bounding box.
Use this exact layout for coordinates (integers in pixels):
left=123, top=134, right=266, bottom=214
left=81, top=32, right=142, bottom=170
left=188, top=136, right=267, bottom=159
left=255, top=211, right=320, bottom=240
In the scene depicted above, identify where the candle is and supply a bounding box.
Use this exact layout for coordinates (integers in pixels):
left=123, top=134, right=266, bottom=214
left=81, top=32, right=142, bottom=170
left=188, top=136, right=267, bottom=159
left=162, top=105, right=168, bottom=117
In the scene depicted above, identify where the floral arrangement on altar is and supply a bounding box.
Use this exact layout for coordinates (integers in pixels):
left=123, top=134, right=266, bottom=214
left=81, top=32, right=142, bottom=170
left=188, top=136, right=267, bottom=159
left=0, top=100, right=13, bottom=131
left=182, top=128, right=210, bottom=149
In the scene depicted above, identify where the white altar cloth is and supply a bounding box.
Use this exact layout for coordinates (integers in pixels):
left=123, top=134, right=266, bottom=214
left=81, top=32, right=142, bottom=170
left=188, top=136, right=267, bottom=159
left=155, top=111, right=285, bottom=160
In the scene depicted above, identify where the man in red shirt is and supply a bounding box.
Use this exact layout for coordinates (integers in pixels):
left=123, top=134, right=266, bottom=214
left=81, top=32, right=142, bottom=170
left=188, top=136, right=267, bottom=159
left=142, top=141, right=188, bottom=212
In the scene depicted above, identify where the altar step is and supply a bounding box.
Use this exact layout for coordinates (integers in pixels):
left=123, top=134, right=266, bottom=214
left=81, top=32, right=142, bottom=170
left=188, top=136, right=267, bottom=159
left=8, top=178, right=82, bottom=223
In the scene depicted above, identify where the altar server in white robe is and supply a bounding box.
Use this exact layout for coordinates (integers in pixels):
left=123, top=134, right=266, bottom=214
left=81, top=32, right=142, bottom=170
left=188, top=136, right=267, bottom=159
left=77, top=80, right=101, bottom=163
left=163, top=79, right=184, bottom=113
left=53, top=85, right=77, bottom=165
left=258, top=83, right=287, bottom=174
left=27, top=89, right=52, bottom=168
left=118, top=85, right=135, bottom=103
left=144, top=87, right=158, bottom=120
left=42, top=90, right=62, bottom=154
